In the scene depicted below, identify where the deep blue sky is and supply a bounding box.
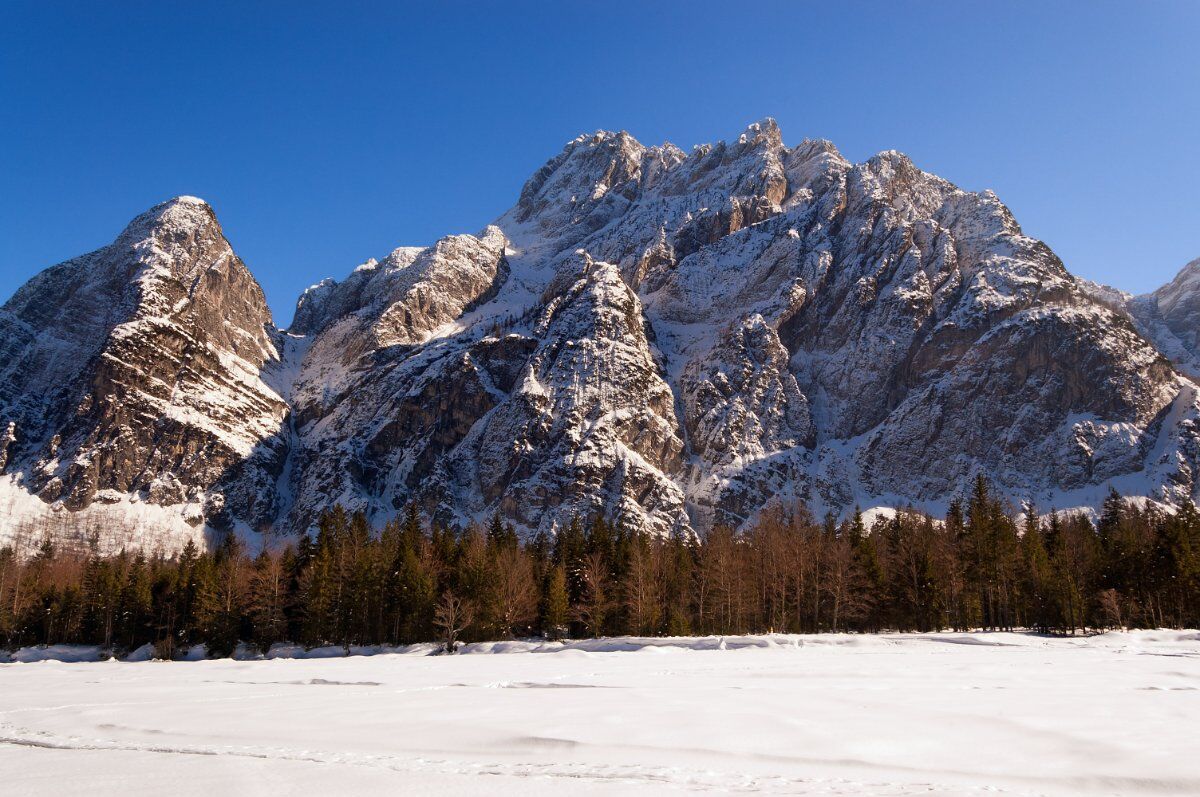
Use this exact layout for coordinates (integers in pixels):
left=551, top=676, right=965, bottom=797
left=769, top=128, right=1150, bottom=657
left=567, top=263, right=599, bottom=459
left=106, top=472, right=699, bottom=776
left=3, top=2, right=1198, bottom=325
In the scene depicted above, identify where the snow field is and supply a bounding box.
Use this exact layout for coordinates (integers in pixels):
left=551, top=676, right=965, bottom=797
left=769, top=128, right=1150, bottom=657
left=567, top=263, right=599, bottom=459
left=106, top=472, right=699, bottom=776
left=1, top=631, right=1198, bottom=795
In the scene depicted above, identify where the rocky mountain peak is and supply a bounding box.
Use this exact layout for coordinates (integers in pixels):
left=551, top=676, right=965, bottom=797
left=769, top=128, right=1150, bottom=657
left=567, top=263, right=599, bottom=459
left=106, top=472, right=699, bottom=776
left=1120, top=256, right=1200, bottom=377
left=737, top=117, right=784, bottom=150
left=110, top=195, right=230, bottom=279
left=118, top=194, right=210, bottom=237
left=0, top=196, right=286, bottom=546
left=515, top=129, right=648, bottom=229
left=1151, top=256, right=1200, bottom=317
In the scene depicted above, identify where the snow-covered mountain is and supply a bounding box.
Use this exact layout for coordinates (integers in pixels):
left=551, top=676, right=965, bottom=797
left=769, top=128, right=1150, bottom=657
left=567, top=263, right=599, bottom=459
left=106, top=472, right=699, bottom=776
left=4, top=120, right=1200, bottom=548
left=0, top=198, right=288, bottom=549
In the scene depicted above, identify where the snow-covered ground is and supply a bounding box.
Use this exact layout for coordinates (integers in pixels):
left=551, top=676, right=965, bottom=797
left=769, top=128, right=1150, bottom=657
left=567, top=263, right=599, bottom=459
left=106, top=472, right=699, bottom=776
left=1, top=631, right=1197, bottom=795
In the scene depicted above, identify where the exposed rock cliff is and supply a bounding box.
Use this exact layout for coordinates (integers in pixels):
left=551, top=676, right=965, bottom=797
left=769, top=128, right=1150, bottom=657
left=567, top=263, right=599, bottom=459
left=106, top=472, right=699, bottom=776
left=0, top=197, right=287, bottom=547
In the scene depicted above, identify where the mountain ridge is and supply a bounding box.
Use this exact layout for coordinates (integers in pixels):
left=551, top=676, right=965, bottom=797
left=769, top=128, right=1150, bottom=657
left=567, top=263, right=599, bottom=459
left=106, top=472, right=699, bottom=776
left=3, top=119, right=1199, bottom=551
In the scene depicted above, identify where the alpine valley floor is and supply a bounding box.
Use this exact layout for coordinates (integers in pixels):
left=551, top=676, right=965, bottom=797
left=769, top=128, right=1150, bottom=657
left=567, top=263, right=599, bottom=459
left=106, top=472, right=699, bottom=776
left=1, top=631, right=1197, bottom=796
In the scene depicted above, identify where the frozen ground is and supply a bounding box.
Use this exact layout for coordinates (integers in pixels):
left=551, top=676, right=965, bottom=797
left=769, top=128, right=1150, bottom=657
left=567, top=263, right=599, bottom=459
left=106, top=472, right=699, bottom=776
left=1, top=631, right=1198, bottom=796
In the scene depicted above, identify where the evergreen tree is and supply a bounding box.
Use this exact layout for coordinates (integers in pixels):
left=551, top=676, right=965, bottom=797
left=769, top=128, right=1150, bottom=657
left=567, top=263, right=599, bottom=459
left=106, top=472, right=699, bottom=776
left=540, top=564, right=569, bottom=639
left=1018, top=506, right=1053, bottom=633
left=248, top=550, right=289, bottom=653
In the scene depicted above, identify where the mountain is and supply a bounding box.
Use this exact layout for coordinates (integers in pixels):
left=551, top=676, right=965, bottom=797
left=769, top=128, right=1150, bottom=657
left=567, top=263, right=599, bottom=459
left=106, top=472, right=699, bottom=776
left=4, top=120, right=1200, bottom=549
left=0, top=197, right=288, bottom=550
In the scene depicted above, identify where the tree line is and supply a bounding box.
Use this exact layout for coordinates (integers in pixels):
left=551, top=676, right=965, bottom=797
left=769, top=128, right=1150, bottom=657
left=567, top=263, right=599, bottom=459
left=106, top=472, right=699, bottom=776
left=1, top=478, right=1197, bottom=657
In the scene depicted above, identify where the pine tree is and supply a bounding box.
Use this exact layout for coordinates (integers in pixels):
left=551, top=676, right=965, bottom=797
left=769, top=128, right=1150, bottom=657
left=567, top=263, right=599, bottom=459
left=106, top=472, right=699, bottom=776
left=119, top=552, right=153, bottom=650
left=554, top=516, right=587, bottom=634
left=389, top=536, right=435, bottom=643
left=487, top=510, right=519, bottom=551
left=248, top=550, right=288, bottom=653
left=1018, top=505, right=1053, bottom=633
left=662, top=527, right=696, bottom=636
left=206, top=533, right=248, bottom=657
left=540, top=564, right=569, bottom=639
left=849, top=514, right=885, bottom=632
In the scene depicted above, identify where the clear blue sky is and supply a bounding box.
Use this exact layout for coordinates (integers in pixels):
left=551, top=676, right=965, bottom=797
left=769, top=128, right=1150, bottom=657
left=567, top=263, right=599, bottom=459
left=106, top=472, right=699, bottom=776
left=3, top=2, right=1198, bottom=325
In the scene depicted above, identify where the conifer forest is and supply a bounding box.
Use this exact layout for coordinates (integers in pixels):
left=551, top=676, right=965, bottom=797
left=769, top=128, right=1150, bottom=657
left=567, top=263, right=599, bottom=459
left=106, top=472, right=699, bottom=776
left=3, top=479, right=1197, bottom=657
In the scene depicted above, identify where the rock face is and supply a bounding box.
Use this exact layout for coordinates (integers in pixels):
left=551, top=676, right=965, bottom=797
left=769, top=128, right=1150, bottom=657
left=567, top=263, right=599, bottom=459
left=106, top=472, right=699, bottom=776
left=1115, top=258, right=1200, bottom=380
left=0, top=197, right=288, bottom=540
left=5, top=121, right=1200, bottom=547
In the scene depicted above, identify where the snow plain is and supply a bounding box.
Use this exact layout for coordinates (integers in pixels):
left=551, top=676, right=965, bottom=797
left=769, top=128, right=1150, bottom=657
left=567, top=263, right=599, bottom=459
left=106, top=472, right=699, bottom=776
left=1, top=631, right=1197, bottom=795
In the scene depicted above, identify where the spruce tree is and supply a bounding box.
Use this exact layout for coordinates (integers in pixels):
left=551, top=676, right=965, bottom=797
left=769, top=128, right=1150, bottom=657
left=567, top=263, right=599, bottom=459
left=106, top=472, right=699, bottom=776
left=540, top=564, right=569, bottom=639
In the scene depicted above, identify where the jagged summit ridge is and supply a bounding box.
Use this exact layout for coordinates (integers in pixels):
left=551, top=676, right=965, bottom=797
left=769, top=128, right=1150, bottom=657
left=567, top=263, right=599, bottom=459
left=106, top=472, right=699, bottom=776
left=4, top=123, right=1200, bottom=549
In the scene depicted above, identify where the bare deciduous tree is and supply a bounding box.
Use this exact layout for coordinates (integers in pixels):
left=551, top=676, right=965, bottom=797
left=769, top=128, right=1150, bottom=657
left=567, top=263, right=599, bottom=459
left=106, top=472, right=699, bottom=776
left=434, top=591, right=474, bottom=653
left=491, top=546, right=536, bottom=638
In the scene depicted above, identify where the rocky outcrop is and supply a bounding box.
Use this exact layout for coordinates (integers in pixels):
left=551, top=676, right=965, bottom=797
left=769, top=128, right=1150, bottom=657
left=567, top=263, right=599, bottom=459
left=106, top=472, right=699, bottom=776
left=282, top=251, right=687, bottom=537
left=292, top=226, right=508, bottom=344
left=682, top=315, right=814, bottom=468
left=434, top=256, right=688, bottom=536
left=1112, top=258, right=1200, bottom=380
left=1145, top=258, right=1200, bottom=355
